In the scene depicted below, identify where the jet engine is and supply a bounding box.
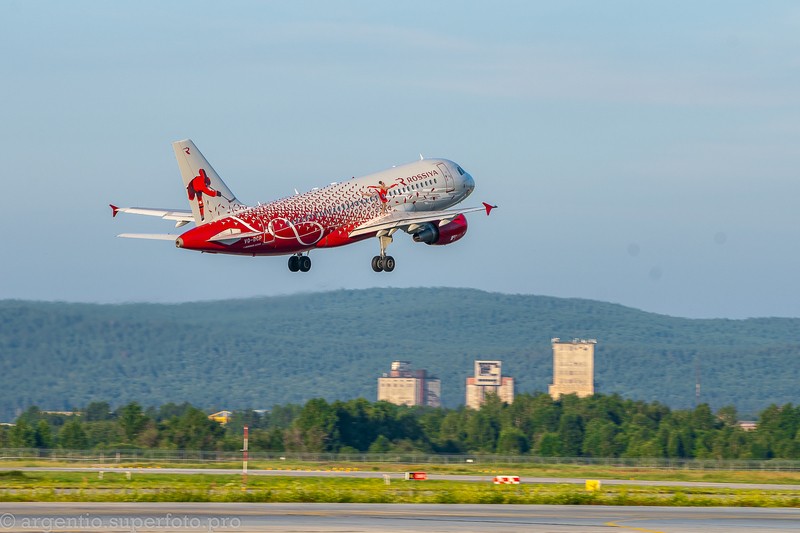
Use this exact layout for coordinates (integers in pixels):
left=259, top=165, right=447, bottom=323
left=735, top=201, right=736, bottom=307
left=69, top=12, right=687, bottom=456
left=411, top=214, right=468, bottom=245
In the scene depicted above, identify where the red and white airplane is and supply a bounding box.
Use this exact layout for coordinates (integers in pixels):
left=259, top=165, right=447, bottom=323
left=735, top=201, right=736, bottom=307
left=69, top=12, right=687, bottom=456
left=111, top=139, right=495, bottom=272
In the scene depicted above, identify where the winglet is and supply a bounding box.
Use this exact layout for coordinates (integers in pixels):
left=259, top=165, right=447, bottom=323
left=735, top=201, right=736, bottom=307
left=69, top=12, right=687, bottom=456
left=482, top=202, right=497, bottom=216
left=110, top=204, right=119, bottom=218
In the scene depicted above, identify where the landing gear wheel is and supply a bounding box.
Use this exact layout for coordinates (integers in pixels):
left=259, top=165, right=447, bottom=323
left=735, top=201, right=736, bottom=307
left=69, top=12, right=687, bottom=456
left=371, top=256, right=383, bottom=272
left=299, top=255, right=311, bottom=272
left=383, top=256, right=395, bottom=272
left=288, top=255, right=300, bottom=272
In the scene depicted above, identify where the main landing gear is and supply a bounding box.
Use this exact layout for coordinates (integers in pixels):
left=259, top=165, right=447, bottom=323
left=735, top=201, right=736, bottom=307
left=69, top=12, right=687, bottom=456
left=371, top=231, right=396, bottom=273
left=288, top=253, right=311, bottom=273
left=371, top=254, right=395, bottom=272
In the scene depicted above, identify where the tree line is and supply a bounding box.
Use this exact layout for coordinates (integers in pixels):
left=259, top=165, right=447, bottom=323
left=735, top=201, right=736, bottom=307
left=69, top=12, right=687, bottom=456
left=1, top=394, right=798, bottom=460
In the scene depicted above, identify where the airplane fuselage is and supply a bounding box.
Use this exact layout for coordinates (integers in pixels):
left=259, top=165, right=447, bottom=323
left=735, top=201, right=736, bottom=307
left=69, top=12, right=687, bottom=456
left=176, top=158, right=475, bottom=256
left=112, top=139, right=492, bottom=273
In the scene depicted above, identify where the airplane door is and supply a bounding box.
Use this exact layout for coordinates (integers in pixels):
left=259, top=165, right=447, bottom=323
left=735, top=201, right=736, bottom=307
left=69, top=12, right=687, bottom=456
left=437, top=163, right=455, bottom=192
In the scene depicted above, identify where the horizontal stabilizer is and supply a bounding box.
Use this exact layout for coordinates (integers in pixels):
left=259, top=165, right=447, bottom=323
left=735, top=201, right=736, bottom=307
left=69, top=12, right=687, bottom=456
left=117, top=233, right=178, bottom=241
left=110, top=205, right=194, bottom=224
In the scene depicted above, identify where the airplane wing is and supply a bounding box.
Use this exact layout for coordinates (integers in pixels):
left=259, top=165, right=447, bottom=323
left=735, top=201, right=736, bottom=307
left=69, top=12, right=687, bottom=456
left=349, top=202, right=496, bottom=237
left=109, top=204, right=194, bottom=227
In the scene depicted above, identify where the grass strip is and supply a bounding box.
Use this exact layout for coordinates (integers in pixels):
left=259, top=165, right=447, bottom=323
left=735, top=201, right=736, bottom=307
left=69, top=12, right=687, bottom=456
left=0, top=471, right=797, bottom=507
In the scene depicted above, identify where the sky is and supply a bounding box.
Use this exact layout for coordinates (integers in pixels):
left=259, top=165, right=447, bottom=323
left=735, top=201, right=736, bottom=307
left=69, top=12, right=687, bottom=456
left=2, top=1, right=800, bottom=319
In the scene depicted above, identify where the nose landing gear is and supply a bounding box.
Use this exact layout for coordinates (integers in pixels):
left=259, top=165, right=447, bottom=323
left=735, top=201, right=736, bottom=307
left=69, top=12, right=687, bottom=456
left=288, top=253, right=311, bottom=272
left=371, top=231, right=396, bottom=272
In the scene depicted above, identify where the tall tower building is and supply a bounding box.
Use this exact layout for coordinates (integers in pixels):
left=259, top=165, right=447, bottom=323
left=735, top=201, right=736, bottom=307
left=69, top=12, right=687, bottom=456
left=377, top=361, right=441, bottom=407
left=549, top=338, right=596, bottom=399
left=465, top=360, right=514, bottom=409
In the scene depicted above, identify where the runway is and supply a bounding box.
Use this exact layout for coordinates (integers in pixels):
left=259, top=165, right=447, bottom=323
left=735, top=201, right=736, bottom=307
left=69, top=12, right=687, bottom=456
left=0, top=503, right=797, bottom=532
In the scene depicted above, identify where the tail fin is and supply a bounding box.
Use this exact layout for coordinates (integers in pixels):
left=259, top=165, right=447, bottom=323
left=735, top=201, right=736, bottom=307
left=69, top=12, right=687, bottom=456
left=172, top=139, right=245, bottom=224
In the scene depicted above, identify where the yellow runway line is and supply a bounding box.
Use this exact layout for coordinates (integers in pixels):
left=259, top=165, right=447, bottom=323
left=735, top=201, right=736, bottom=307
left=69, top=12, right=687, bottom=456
left=605, top=521, right=666, bottom=533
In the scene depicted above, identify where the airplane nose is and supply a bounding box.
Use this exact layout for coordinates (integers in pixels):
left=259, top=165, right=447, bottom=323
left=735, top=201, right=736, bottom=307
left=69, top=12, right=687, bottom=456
left=465, top=173, right=475, bottom=194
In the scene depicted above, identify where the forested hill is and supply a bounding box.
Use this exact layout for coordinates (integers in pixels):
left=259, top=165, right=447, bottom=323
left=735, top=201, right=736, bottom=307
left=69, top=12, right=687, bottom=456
left=1, top=288, right=798, bottom=420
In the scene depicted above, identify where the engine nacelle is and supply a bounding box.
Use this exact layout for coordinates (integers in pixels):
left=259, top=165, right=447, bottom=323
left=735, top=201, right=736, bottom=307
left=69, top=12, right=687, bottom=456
left=412, top=214, right=468, bottom=246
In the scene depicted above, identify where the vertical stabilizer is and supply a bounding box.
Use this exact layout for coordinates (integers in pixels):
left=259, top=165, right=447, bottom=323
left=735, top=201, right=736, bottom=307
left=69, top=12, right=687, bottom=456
left=172, top=139, right=244, bottom=224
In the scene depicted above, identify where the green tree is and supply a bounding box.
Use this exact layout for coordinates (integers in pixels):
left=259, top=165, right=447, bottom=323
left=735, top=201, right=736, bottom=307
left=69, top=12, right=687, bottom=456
left=496, top=427, right=529, bottom=455
left=151, top=402, right=195, bottom=422
left=716, top=427, right=750, bottom=459
left=558, top=412, right=584, bottom=457
left=267, top=404, right=302, bottom=429
left=581, top=419, right=620, bottom=457
left=464, top=410, right=498, bottom=452
left=84, top=420, right=122, bottom=448
left=537, top=432, right=561, bottom=456
left=749, top=435, right=772, bottom=459
left=716, top=405, right=739, bottom=427
left=292, top=398, right=339, bottom=452
left=436, top=410, right=466, bottom=453
left=17, top=406, right=43, bottom=425
left=526, top=394, right=562, bottom=435
left=756, top=404, right=800, bottom=459
left=666, top=428, right=691, bottom=458
left=84, top=402, right=112, bottom=422
left=117, top=402, right=148, bottom=443
left=690, top=404, right=718, bottom=432
left=417, top=408, right=445, bottom=446
left=135, top=420, right=160, bottom=448
left=265, top=427, right=285, bottom=451
left=34, top=420, right=54, bottom=449
left=161, top=407, right=224, bottom=450
left=335, top=398, right=374, bottom=451
left=59, top=419, right=89, bottom=449
left=368, top=434, right=392, bottom=453
left=9, top=419, right=36, bottom=448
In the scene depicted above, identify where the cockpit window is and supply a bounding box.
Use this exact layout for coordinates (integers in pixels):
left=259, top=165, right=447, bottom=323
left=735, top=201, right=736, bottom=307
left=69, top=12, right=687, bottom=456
left=456, top=166, right=465, bottom=176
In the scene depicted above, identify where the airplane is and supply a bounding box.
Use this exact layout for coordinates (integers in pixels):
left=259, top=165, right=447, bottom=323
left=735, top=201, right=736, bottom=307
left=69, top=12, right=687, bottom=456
left=110, top=139, right=495, bottom=273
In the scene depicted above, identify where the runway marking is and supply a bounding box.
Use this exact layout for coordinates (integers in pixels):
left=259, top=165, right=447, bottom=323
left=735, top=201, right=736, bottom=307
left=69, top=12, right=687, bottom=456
left=605, top=521, right=666, bottom=533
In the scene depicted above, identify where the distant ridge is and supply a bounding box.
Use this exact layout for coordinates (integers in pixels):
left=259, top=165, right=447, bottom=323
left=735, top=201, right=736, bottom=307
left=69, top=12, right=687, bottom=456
left=0, top=288, right=797, bottom=420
